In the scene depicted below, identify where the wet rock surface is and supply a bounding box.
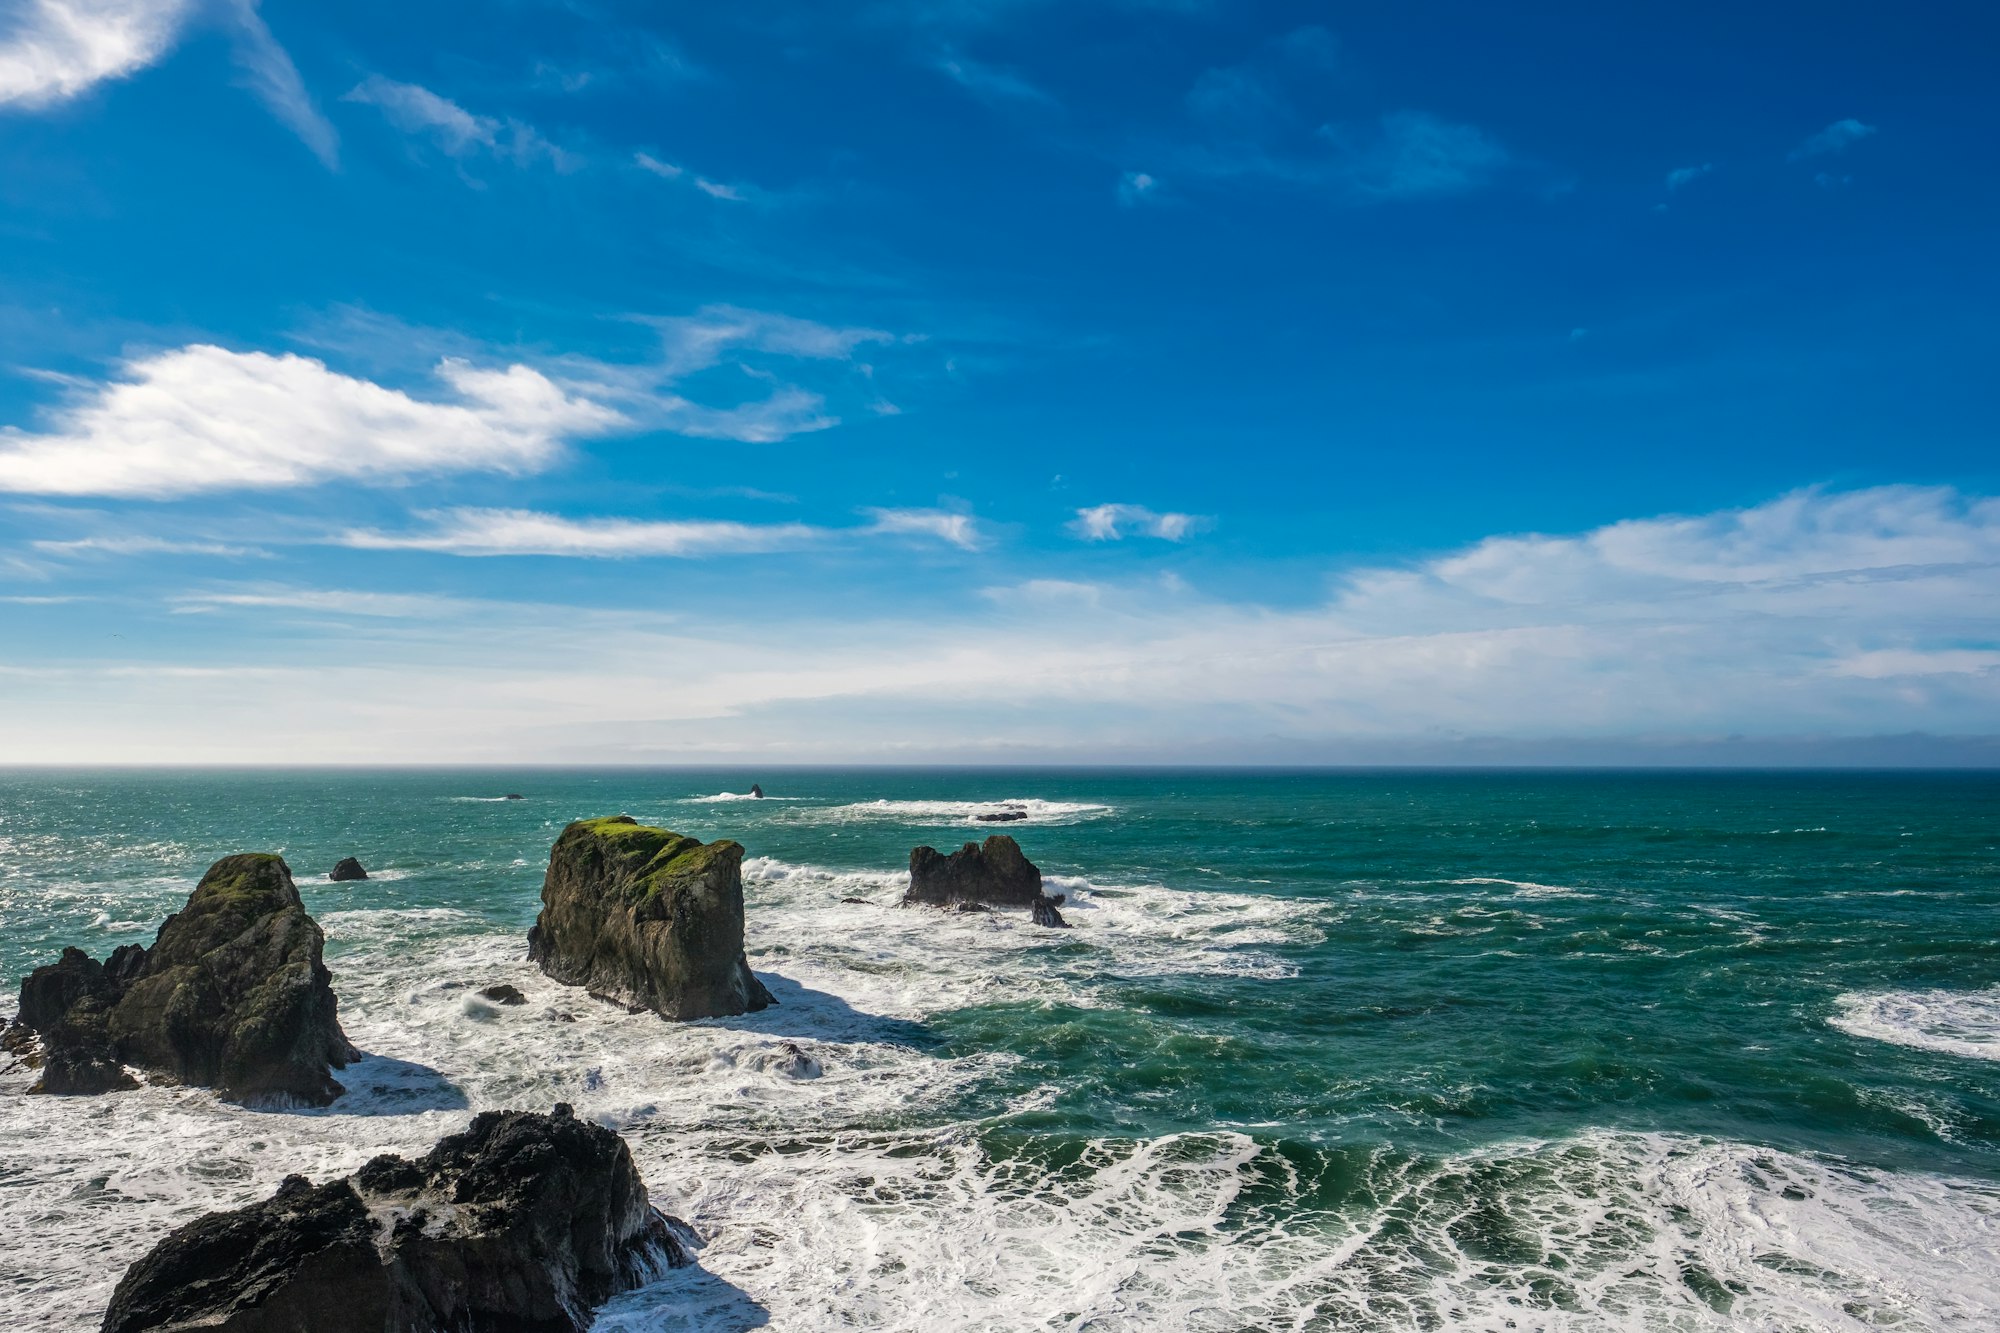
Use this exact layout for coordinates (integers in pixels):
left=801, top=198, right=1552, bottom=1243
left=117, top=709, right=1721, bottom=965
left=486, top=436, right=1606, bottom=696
left=328, top=857, right=369, bottom=882
left=6, top=855, right=355, bottom=1104
left=528, top=816, right=775, bottom=1020
left=100, top=1105, right=689, bottom=1333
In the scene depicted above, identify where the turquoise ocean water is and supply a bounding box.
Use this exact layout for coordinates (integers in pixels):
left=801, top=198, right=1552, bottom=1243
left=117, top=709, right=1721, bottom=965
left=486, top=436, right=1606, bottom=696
left=2, top=769, right=1998, bottom=1330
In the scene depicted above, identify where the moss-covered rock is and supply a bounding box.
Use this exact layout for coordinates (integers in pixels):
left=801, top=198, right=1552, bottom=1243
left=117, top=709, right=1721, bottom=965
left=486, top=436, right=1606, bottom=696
left=7, top=854, right=356, bottom=1105
left=528, top=816, right=774, bottom=1020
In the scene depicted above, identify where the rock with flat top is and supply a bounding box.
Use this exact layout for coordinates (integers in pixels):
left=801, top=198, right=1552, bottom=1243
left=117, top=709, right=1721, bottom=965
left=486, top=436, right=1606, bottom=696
left=100, top=1105, right=688, bottom=1333
left=7, top=854, right=355, bottom=1104
left=527, top=817, right=774, bottom=1020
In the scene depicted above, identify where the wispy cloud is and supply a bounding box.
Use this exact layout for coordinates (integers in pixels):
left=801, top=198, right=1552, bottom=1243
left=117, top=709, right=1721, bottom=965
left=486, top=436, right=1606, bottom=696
left=0, top=345, right=620, bottom=498
left=339, top=505, right=985, bottom=558
left=633, top=150, right=750, bottom=201
left=0, top=0, right=195, bottom=107
left=1117, top=170, right=1161, bottom=205
left=863, top=507, right=984, bottom=549
left=220, top=0, right=336, bottom=167
left=1318, top=111, right=1512, bottom=198
left=1070, top=503, right=1205, bottom=541
left=933, top=48, right=1056, bottom=107
left=32, top=535, right=266, bottom=558
left=345, top=76, right=577, bottom=171
left=1790, top=118, right=1877, bottom=161
left=1665, top=162, right=1713, bottom=191
left=171, top=586, right=469, bottom=618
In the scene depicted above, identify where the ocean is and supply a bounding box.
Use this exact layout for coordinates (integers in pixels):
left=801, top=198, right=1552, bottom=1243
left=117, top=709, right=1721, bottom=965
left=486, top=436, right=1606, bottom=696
left=2, top=768, right=1997, bottom=1330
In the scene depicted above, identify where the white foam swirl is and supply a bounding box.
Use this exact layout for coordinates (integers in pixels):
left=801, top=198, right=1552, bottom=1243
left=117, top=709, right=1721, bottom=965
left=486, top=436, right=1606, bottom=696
left=1832, top=986, right=2000, bottom=1063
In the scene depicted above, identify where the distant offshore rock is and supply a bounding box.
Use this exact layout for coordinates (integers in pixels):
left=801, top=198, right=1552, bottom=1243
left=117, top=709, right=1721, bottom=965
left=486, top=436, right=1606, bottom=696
left=504, top=794, right=526, bottom=800
left=7, top=854, right=356, bottom=1104
left=101, top=1105, right=688, bottom=1333
left=327, top=857, right=368, bottom=882
left=749, top=783, right=764, bottom=799
left=527, top=816, right=775, bottom=1020
left=974, top=809, right=1028, bottom=823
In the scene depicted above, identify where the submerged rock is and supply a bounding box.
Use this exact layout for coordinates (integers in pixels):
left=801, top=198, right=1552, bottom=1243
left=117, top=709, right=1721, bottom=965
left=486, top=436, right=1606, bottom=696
left=905, top=834, right=1045, bottom=909
left=477, top=983, right=526, bottom=1006
left=101, top=1105, right=689, bottom=1333
left=7, top=854, right=356, bottom=1104
left=974, top=809, right=1027, bottom=823
left=328, top=857, right=368, bottom=882
left=503, top=793, right=526, bottom=800
left=527, top=816, right=774, bottom=1020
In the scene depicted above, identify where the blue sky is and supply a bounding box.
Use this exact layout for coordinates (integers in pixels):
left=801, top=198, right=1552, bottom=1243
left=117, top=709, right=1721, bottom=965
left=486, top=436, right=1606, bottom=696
left=0, top=0, right=1996, bottom=762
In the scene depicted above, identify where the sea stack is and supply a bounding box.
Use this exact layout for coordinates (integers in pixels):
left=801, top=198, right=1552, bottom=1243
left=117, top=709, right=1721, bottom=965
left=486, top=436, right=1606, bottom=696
left=7, top=854, right=356, bottom=1104
left=749, top=783, right=764, bottom=799
left=904, top=834, right=1046, bottom=910
left=100, top=1105, right=688, bottom=1333
left=328, top=857, right=368, bottom=882
left=527, top=816, right=774, bottom=1020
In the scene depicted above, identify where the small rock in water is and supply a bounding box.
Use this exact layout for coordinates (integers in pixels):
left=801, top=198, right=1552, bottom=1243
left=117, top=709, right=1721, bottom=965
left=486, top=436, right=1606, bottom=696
left=774, top=1041, right=822, bottom=1079
left=328, top=857, right=368, bottom=882
left=749, top=783, right=764, bottom=799
left=503, top=793, right=525, bottom=800
left=1032, top=896, right=1071, bottom=929
left=975, top=809, right=1028, bottom=823
left=839, top=896, right=875, bottom=905
left=477, top=984, right=526, bottom=1006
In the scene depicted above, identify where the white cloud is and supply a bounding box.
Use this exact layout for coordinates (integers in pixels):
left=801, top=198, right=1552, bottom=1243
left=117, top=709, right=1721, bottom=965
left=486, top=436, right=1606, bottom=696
left=7, top=487, right=2000, bottom=762
left=220, top=0, right=336, bottom=167
left=343, top=509, right=821, bottom=559
left=1071, top=503, right=1205, bottom=541
left=0, top=0, right=194, bottom=107
left=692, top=176, right=744, bottom=200
left=634, top=151, right=682, bottom=179
left=171, top=586, right=469, bottom=618
left=345, top=76, right=576, bottom=171
left=1118, top=170, right=1160, bottom=205
left=863, top=507, right=983, bottom=549
left=32, top=535, right=264, bottom=558
left=1665, top=162, right=1712, bottom=191
left=339, top=505, right=986, bottom=558
left=0, top=345, right=622, bottom=497
left=1790, top=118, right=1877, bottom=161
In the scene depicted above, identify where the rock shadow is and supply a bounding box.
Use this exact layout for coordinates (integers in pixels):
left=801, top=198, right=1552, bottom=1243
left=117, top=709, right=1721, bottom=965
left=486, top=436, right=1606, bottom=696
left=594, top=1261, right=773, bottom=1332
left=699, top=971, right=934, bottom=1050
left=246, top=1051, right=470, bottom=1115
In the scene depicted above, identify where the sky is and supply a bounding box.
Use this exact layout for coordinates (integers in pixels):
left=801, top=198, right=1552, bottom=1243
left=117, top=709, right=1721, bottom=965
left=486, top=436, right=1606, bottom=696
left=0, top=0, right=1996, bottom=764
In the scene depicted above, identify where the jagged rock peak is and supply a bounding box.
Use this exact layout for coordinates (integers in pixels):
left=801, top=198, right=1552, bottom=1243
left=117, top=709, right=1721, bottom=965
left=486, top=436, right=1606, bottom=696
left=7, top=853, right=355, bottom=1105
left=101, top=1105, right=689, bottom=1333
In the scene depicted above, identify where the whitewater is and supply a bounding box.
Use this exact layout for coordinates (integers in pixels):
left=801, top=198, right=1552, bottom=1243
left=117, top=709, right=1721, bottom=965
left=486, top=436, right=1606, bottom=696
left=2, top=769, right=1997, bottom=1331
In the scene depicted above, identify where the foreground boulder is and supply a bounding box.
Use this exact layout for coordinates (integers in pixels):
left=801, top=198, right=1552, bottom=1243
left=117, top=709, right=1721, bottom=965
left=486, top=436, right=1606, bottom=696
left=528, top=817, right=774, bottom=1020
left=328, top=857, right=368, bottom=882
left=6, top=854, right=356, bottom=1104
left=101, top=1105, right=688, bottom=1333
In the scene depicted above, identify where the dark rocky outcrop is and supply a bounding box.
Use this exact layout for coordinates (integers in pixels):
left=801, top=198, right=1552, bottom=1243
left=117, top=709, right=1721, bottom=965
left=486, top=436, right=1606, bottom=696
left=749, top=783, right=764, bottom=799
left=101, top=1105, right=688, bottom=1333
left=905, top=835, right=1074, bottom=926
left=905, top=835, right=1045, bottom=909
left=477, top=984, right=526, bottom=1006
left=328, top=857, right=368, bottom=882
left=503, top=794, right=526, bottom=801
left=975, top=809, right=1027, bottom=823
left=6, top=854, right=356, bottom=1104
left=527, top=817, right=774, bottom=1021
